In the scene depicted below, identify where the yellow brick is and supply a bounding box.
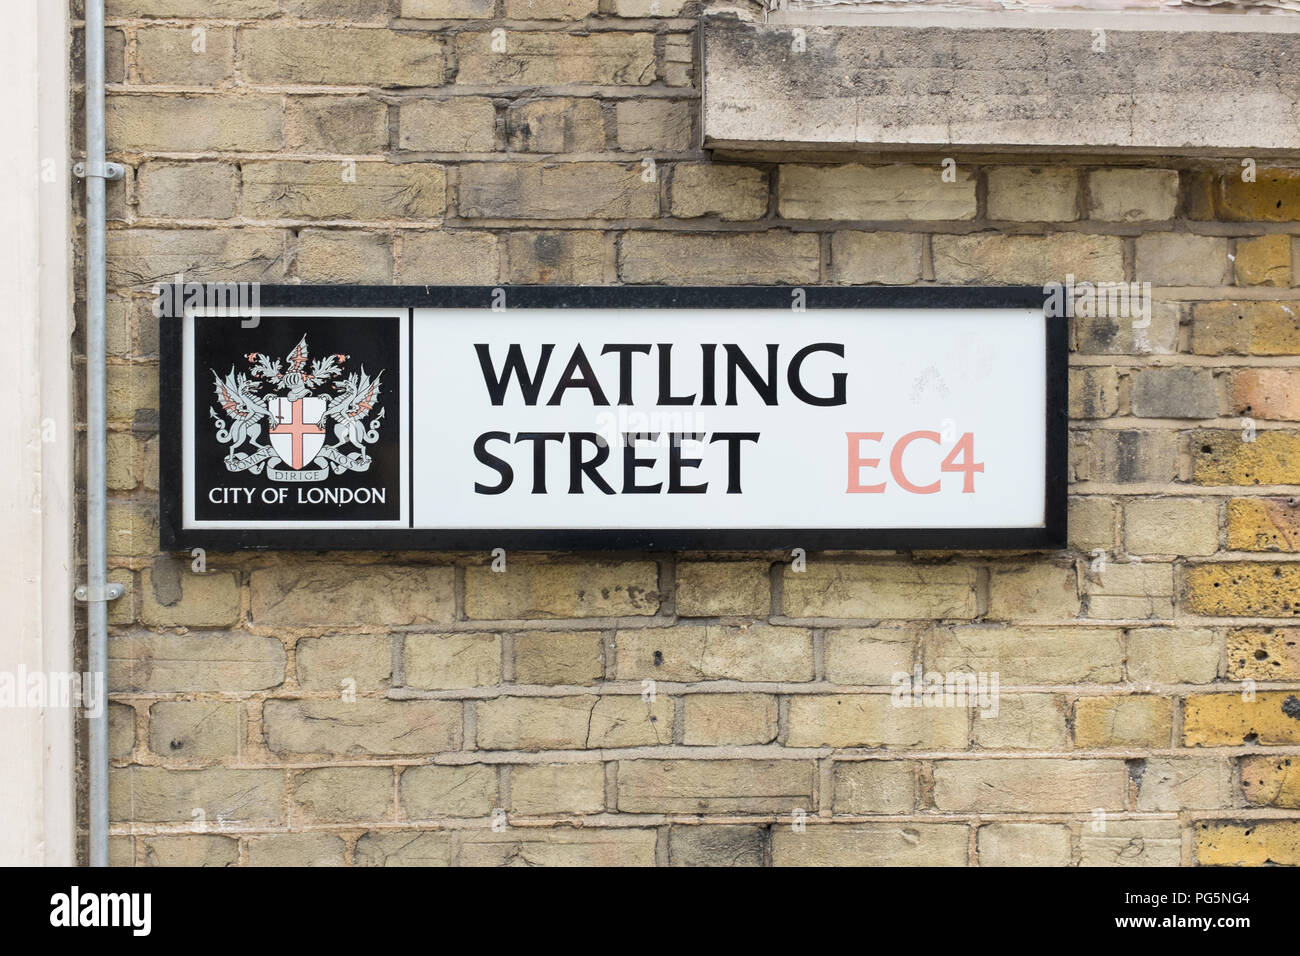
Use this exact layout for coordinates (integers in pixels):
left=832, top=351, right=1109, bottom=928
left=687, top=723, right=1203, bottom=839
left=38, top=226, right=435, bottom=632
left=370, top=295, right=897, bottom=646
left=928, top=626, right=1122, bottom=683
left=455, top=32, right=656, bottom=87
left=1235, top=235, right=1293, bottom=286
left=782, top=563, right=978, bottom=619
left=772, top=823, right=969, bottom=866
left=263, top=700, right=460, bottom=755
left=1183, top=562, right=1300, bottom=617
left=1228, top=498, right=1300, bottom=551
left=978, top=823, right=1072, bottom=866
left=140, top=567, right=241, bottom=628
left=241, top=27, right=443, bottom=86
left=616, top=759, right=813, bottom=813
left=250, top=565, right=454, bottom=626
left=1127, top=627, right=1220, bottom=684
left=1195, top=820, right=1300, bottom=865
left=832, top=761, right=916, bottom=813
left=1192, top=430, right=1300, bottom=485
left=510, top=763, right=605, bottom=815
left=474, top=694, right=672, bottom=750
left=1227, top=627, right=1300, bottom=680
left=242, top=161, right=447, bottom=220
left=1184, top=691, right=1300, bottom=745
left=987, top=563, right=1080, bottom=621
left=1124, top=498, right=1219, bottom=556
left=972, top=694, right=1069, bottom=749
left=1189, top=301, right=1300, bottom=356
left=1240, top=755, right=1300, bottom=808
left=405, top=633, right=501, bottom=690
left=1074, top=696, right=1172, bottom=748
left=465, top=562, right=659, bottom=619
left=512, top=631, right=604, bottom=685
left=400, top=765, right=497, bottom=818
left=823, top=627, right=916, bottom=685
left=932, top=758, right=1127, bottom=812
left=292, top=767, right=394, bottom=823
left=614, top=624, right=813, bottom=682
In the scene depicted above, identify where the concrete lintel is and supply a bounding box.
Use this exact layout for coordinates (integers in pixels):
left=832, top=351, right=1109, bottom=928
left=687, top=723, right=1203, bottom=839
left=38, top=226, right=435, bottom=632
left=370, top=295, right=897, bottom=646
left=701, top=16, right=1300, bottom=156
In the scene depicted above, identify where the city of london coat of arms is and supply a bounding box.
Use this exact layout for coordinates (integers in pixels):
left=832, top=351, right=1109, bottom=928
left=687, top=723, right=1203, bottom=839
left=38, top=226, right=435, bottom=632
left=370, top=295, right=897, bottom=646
left=210, top=336, right=386, bottom=483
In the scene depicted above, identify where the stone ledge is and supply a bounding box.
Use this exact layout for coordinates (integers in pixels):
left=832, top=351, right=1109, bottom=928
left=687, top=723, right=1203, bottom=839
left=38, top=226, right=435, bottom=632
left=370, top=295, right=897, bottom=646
left=701, top=16, right=1300, bottom=156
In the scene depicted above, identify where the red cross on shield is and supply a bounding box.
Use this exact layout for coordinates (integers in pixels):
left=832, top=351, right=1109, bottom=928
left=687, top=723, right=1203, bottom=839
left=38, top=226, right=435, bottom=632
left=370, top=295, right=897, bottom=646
left=269, top=397, right=326, bottom=470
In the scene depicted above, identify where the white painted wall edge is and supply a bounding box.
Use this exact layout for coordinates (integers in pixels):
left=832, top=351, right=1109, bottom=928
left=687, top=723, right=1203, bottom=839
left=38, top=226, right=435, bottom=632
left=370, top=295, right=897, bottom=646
left=768, top=8, right=1300, bottom=32
left=0, top=0, right=76, bottom=866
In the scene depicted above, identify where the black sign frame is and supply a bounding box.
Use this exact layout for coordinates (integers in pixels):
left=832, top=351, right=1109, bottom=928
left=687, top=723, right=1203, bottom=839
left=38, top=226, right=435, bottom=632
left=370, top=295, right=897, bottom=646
left=159, top=285, right=1067, bottom=552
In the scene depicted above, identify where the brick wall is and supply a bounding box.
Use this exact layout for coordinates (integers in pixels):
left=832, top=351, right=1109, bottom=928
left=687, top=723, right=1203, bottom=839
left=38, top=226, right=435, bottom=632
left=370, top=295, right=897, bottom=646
left=87, top=0, right=1300, bottom=865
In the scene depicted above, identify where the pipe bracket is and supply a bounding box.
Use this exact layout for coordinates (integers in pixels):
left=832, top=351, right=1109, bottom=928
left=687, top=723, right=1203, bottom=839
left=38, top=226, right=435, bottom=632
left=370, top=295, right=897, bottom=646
left=73, top=161, right=125, bottom=181
left=74, top=582, right=125, bottom=602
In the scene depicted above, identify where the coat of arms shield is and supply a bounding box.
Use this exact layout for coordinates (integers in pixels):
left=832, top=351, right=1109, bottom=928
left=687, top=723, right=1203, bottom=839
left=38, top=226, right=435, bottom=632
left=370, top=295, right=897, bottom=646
left=269, top=396, right=326, bottom=470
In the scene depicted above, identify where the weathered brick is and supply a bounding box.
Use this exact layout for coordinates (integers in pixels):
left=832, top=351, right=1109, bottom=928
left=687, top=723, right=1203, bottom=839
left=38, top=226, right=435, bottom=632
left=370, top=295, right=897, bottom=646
left=296, top=229, right=393, bottom=283
left=241, top=27, right=443, bottom=87
left=783, top=563, right=978, bottom=620
left=399, top=98, right=497, bottom=152
left=455, top=32, right=656, bottom=86
left=1069, top=496, right=1115, bottom=552
left=246, top=833, right=347, bottom=867
left=1125, top=498, right=1219, bottom=557
left=1085, top=562, right=1174, bottom=620
left=108, top=0, right=276, bottom=13
left=824, top=627, right=916, bottom=685
left=106, top=499, right=159, bottom=558
left=107, top=94, right=282, bottom=152
left=1233, top=368, right=1300, bottom=422
left=110, top=632, right=285, bottom=693
left=1195, top=820, right=1300, bottom=865
left=668, top=825, right=766, bottom=866
left=465, top=561, right=659, bottom=619
left=513, top=630, right=603, bottom=685
left=617, top=759, right=813, bottom=813
left=973, top=694, right=1069, bottom=749
left=504, top=231, right=608, bottom=283
left=933, top=234, right=1123, bottom=284
left=458, top=828, right=656, bottom=865
left=1190, top=301, right=1300, bottom=356
left=149, top=701, right=242, bottom=761
left=1183, top=691, right=1300, bottom=745
left=1234, top=235, right=1292, bottom=287
left=110, top=703, right=136, bottom=759
left=1228, top=497, right=1300, bottom=551
left=110, top=767, right=284, bottom=823
left=1074, top=695, right=1172, bottom=747
left=987, top=166, right=1079, bottom=222
left=1191, top=167, right=1300, bottom=222
left=933, top=759, right=1128, bottom=812
left=400, top=764, right=497, bottom=818
left=1069, top=366, right=1119, bottom=419
left=614, top=624, right=813, bottom=682
left=1129, top=367, right=1221, bottom=419
left=988, top=563, right=1080, bottom=621
left=682, top=694, right=778, bottom=746
left=137, top=162, right=237, bottom=219
left=832, top=761, right=915, bottom=813
left=1184, top=562, right=1300, bottom=617
left=675, top=561, right=769, bottom=617
left=1073, top=428, right=1178, bottom=484
left=135, top=27, right=234, bottom=85
left=772, top=823, right=968, bottom=866
left=105, top=365, right=156, bottom=426
left=250, top=565, right=455, bottom=626
left=785, top=694, right=968, bottom=749
left=1135, top=234, right=1230, bottom=286
left=1074, top=299, right=1179, bottom=356
left=475, top=694, right=672, bottom=749
left=1137, top=756, right=1233, bottom=811
left=459, top=162, right=655, bottom=219
left=978, top=823, right=1072, bottom=866
left=510, top=762, right=604, bottom=814
left=1192, top=429, right=1300, bottom=486
left=355, top=831, right=453, bottom=866
left=614, top=0, right=688, bottom=13
left=405, top=633, right=502, bottom=689
left=1227, top=627, right=1300, bottom=680
left=401, top=0, right=493, bottom=16
left=263, top=699, right=461, bottom=755
left=1086, top=169, right=1178, bottom=222
left=505, top=98, right=605, bottom=153
left=1127, top=627, right=1220, bottom=684
left=140, top=835, right=238, bottom=867
left=286, top=0, right=391, bottom=19
left=504, top=0, right=598, bottom=17
left=140, top=566, right=241, bottom=628
left=829, top=232, right=924, bottom=285
left=928, top=626, right=1122, bottom=683
left=396, top=231, right=498, bottom=284
left=1240, top=755, right=1300, bottom=808
left=615, top=99, right=692, bottom=153
left=670, top=164, right=768, bottom=221
left=662, top=32, right=692, bottom=86
left=293, top=766, right=394, bottom=822
left=1081, top=821, right=1181, bottom=866
left=619, top=232, right=820, bottom=285
left=243, top=161, right=447, bottom=220
left=295, top=634, right=392, bottom=693
left=107, top=228, right=286, bottom=292
left=286, top=95, right=389, bottom=153
left=779, top=164, right=975, bottom=221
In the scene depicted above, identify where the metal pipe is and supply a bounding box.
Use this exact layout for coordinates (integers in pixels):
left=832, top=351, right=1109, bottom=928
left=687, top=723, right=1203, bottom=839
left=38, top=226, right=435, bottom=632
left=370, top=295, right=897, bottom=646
left=84, top=0, right=109, bottom=869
